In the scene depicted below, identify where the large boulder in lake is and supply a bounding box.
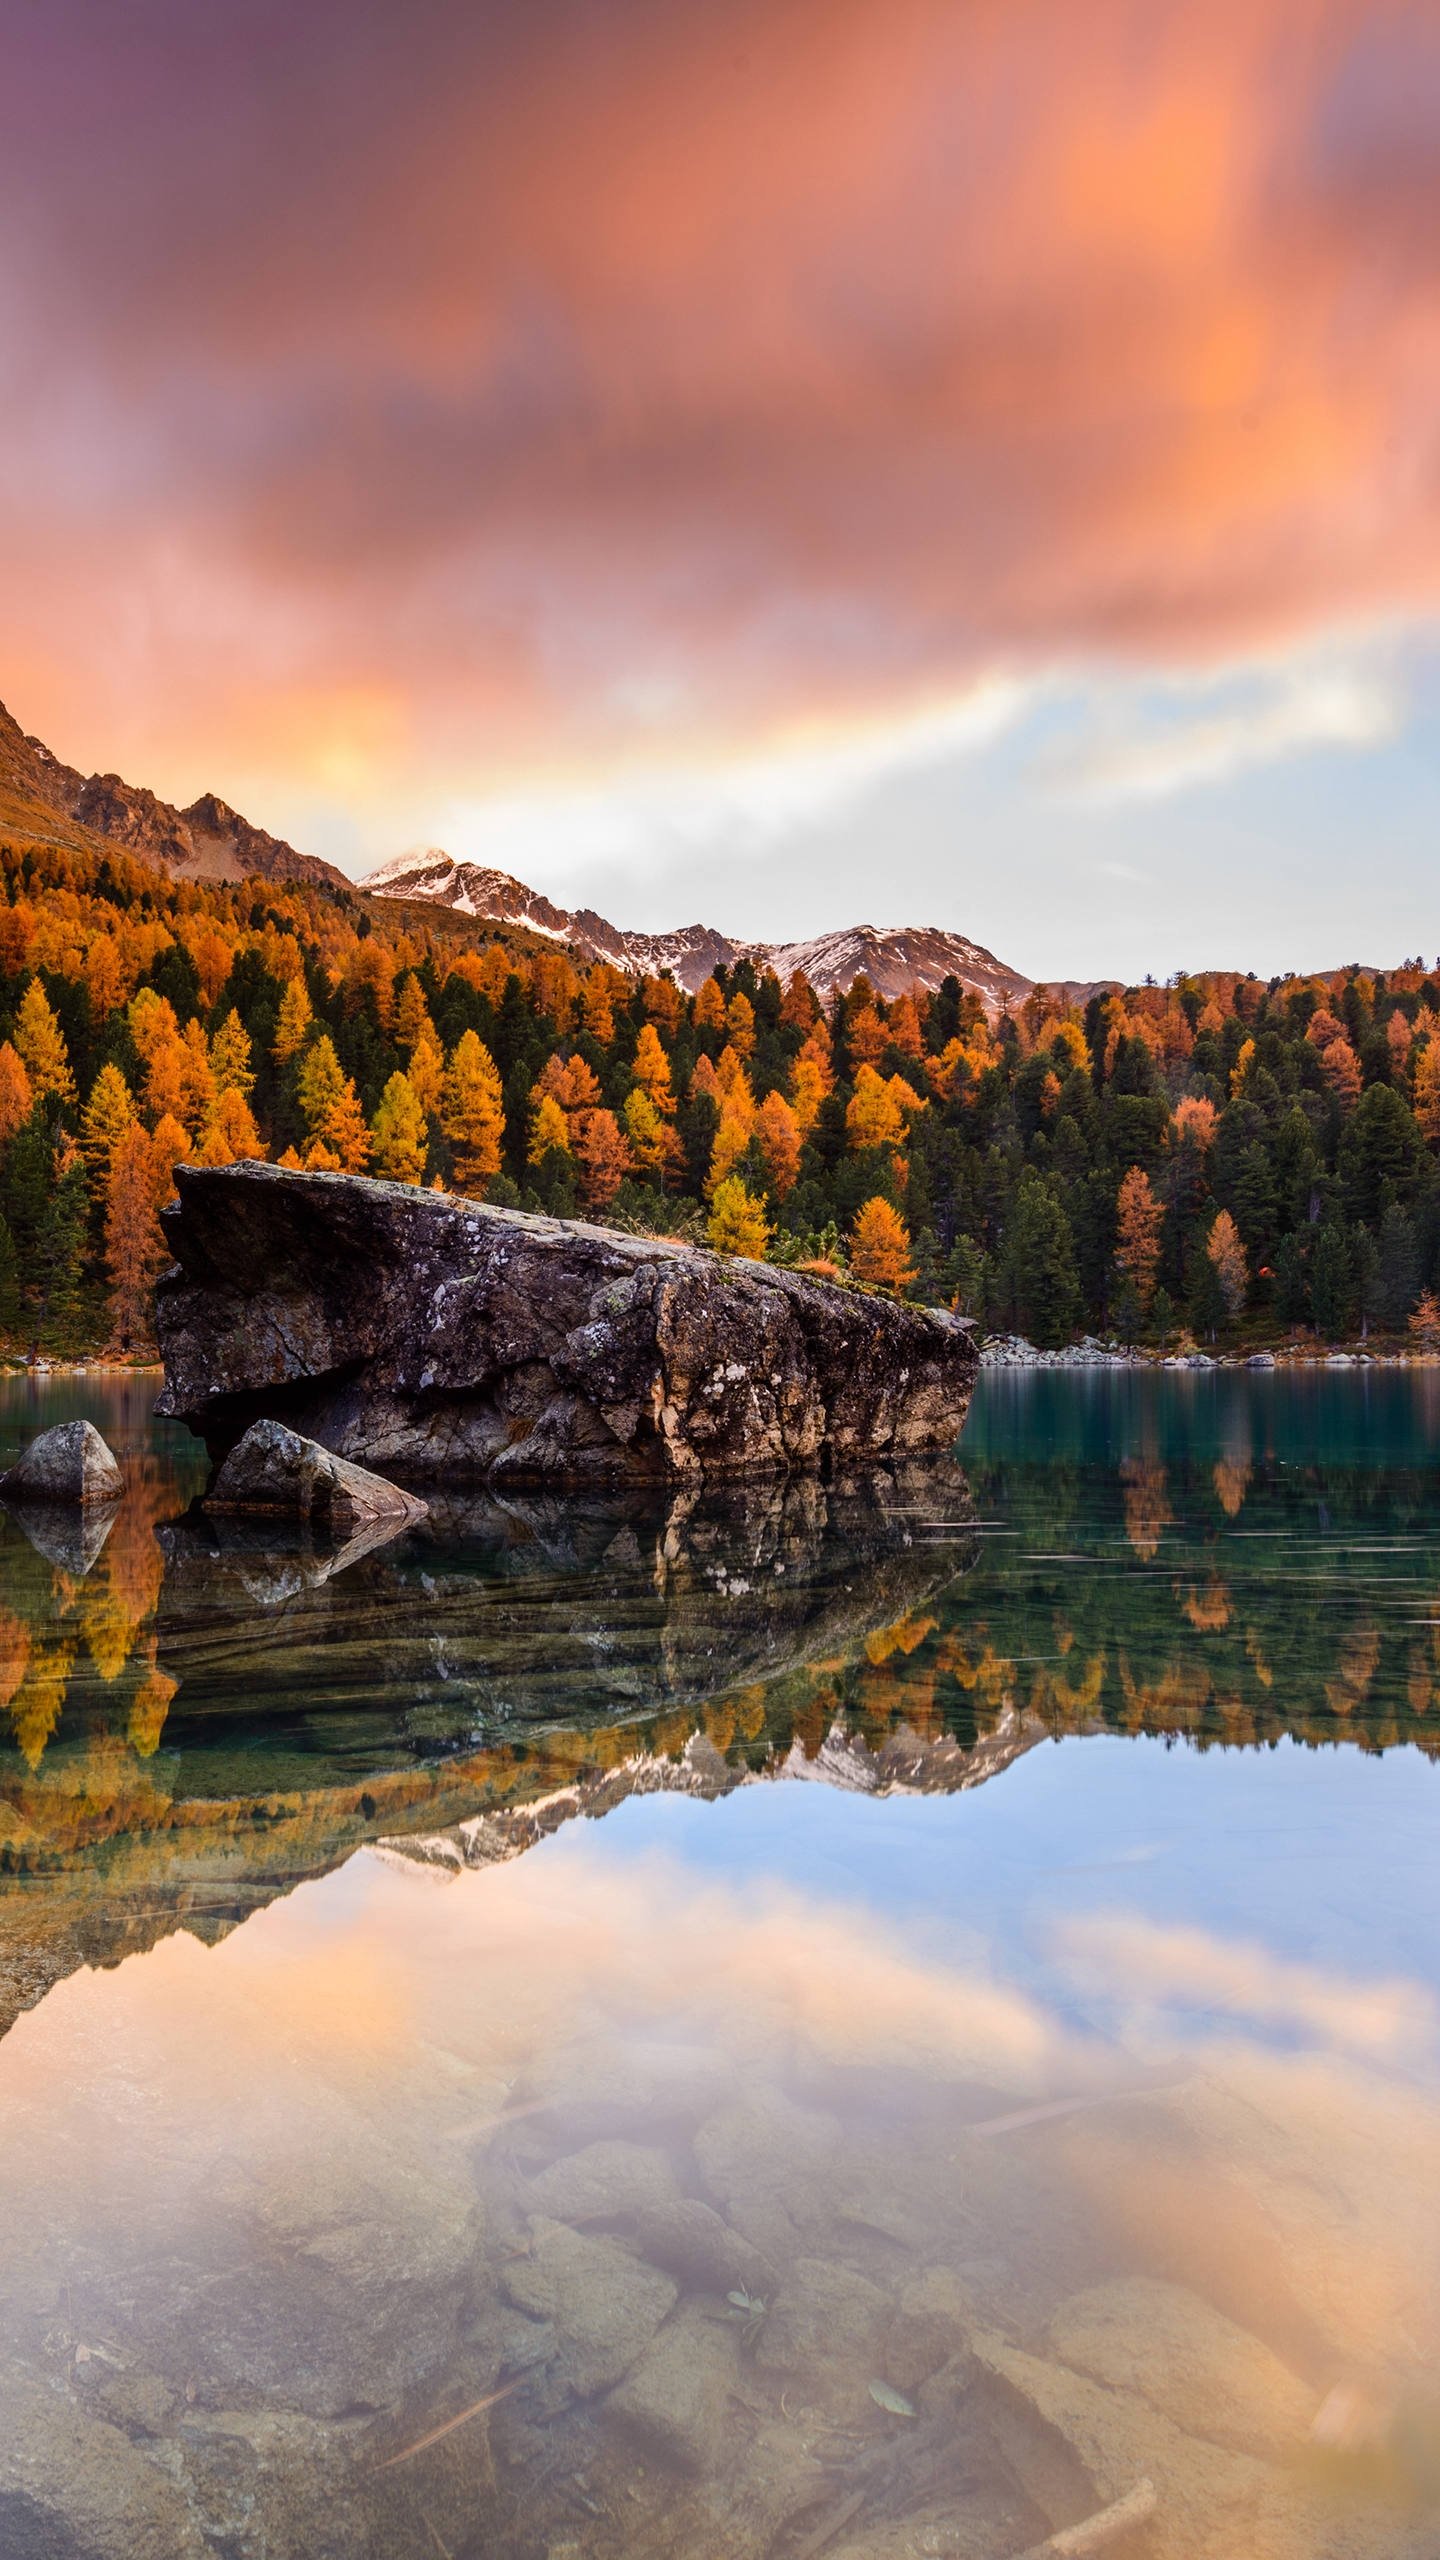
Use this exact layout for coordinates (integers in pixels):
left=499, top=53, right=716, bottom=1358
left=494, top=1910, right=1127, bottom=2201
left=154, top=1164, right=977, bottom=1486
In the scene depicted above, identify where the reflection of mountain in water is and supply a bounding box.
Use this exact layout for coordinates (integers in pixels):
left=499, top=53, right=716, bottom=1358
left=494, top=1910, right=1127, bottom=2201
left=379, top=1705, right=1041, bottom=1884
left=0, top=1466, right=984, bottom=2037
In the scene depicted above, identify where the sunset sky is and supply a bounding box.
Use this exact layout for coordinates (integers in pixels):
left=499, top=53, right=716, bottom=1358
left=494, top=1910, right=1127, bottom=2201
left=3, top=0, right=1438, bottom=980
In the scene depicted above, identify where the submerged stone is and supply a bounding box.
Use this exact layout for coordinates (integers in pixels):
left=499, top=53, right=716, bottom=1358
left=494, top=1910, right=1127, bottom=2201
left=605, top=2299, right=741, bottom=2474
left=0, top=1417, right=124, bottom=1508
left=524, top=2138, right=683, bottom=2227
left=154, top=1161, right=978, bottom=1484
left=202, top=1417, right=428, bottom=1537
left=501, top=2216, right=677, bottom=2397
left=1044, top=2277, right=1315, bottom=2462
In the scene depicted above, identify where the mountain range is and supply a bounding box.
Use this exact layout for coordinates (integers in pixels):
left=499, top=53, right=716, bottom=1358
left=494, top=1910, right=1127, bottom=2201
left=365, top=847, right=1035, bottom=1007
left=0, top=689, right=1056, bottom=1007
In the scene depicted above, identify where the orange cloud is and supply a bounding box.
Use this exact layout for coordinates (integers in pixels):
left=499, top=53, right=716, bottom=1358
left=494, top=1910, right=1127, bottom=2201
left=1, top=0, right=1438, bottom=822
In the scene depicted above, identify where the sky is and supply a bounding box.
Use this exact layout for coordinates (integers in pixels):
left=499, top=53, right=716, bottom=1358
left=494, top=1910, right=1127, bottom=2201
left=2, top=0, right=1439, bottom=983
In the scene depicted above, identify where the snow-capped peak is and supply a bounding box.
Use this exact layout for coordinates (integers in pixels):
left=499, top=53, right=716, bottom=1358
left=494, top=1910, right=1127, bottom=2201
left=364, top=850, right=1033, bottom=1009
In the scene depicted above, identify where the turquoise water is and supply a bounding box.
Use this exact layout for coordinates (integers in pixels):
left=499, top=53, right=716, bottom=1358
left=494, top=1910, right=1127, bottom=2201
left=0, top=1373, right=1436, bottom=2556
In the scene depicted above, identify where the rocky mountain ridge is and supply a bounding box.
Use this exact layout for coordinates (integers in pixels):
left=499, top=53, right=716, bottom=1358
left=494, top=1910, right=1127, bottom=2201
left=0, top=695, right=348, bottom=890
left=1, top=687, right=1094, bottom=1005
left=366, top=847, right=1036, bottom=1008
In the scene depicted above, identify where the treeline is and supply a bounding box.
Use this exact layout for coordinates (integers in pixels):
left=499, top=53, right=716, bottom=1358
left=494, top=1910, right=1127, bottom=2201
left=1, top=833, right=1439, bottom=1352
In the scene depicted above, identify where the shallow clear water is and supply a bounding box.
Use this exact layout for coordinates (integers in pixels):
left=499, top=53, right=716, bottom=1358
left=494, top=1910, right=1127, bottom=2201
left=0, top=1372, right=1436, bottom=2558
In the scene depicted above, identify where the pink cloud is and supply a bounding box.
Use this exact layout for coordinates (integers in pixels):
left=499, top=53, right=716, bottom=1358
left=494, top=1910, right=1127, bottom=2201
left=2, top=0, right=1438, bottom=817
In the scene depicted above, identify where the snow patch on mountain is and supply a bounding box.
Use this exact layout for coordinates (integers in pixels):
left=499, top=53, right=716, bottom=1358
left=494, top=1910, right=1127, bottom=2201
left=365, top=852, right=1032, bottom=1010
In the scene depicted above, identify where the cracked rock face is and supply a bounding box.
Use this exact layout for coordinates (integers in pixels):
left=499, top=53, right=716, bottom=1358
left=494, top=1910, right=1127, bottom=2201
left=154, top=1164, right=978, bottom=1486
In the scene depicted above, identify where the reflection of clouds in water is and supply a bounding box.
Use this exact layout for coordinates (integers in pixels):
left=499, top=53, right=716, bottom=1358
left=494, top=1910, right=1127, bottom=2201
left=1057, top=1911, right=1438, bottom=2062
left=2, top=1838, right=1438, bottom=2549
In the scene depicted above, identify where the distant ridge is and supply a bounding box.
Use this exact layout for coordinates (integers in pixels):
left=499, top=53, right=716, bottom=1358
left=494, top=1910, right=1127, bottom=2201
left=0, top=698, right=348, bottom=892
left=0, top=690, right=1101, bottom=1008
left=366, top=848, right=1034, bottom=1010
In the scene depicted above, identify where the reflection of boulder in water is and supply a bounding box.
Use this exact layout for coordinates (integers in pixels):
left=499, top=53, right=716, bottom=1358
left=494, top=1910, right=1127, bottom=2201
left=156, top=1460, right=978, bottom=1731
left=2, top=1494, right=119, bottom=1576
left=165, top=1506, right=431, bottom=1608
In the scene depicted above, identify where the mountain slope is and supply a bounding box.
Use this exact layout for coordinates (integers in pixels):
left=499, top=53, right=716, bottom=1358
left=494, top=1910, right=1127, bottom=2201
left=0, top=698, right=349, bottom=891
left=366, top=849, right=1033, bottom=1008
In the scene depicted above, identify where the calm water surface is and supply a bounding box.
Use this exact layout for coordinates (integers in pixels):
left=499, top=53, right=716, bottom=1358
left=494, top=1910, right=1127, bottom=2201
left=0, top=1370, right=1436, bottom=2560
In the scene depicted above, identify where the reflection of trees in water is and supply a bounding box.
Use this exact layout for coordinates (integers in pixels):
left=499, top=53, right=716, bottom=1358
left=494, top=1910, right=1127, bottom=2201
left=0, top=1453, right=179, bottom=1818
left=954, top=1451, right=1440, bottom=1760
left=5, top=1438, right=1440, bottom=1892
left=1120, top=1456, right=1173, bottom=1560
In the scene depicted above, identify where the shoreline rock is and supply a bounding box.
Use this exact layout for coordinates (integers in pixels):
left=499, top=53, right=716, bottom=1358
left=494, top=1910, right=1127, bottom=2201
left=980, top=1334, right=1431, bottom=1373
left=154, top=1163, right=978, bottom=1485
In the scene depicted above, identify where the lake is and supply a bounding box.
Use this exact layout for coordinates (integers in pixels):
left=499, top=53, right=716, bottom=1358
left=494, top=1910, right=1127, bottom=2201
left=0, top=1369, right=1435, bottom=2559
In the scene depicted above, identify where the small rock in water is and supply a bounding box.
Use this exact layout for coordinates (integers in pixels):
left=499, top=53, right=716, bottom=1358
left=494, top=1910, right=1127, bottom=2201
left=628, top=2196, right=778, bottom=2299
left=203, top=1418, right=427, bottom=1539
left=0, top=1418, right=124, bottom=1508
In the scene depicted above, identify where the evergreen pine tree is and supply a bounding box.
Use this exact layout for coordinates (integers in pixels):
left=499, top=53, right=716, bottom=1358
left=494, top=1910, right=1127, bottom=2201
left=1001, top=1173, right=1079, bottom=1347
left=1310, top=1222, right=1354, bottom=1340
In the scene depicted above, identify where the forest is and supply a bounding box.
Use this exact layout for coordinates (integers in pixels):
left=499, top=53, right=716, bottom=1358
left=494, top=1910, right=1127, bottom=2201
left=2, top=832, right=1440, bottom=1355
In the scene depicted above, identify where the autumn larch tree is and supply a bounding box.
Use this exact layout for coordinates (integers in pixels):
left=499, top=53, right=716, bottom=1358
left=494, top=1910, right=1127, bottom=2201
left=1206, top=1210, right=1249, bottom=1321
left=1409, top=1289, right=1440, bottom=1352
left=630, top=1022, right=676, bottom=1113
left=105, top=1124, right=167, bottom=1349
left=195, top=1087, right=265, bottom=1165
left=707, top=1175, right=771, bottom=1260
left=724, top=990, right=756, bottom=1057
left=14, top=982, right=76, bottom=1105
left=442, top=1031, right=506, bottom=1195
left=209, top=1010, right=255, bottom=1099
left=0, top=1045, right=33, bottom=1149
left=693, top=976, right=726, bottom=1036
left=370, top=1072, right=429, bottom=1184
left=622, top=1087, right=683, bottom=1187
left=295, top=1033, right=346, bottom=1140
left=790, top=1029, right=833, bottom=1137
left=1415, top=1041, right=1440, bottom=1143
left=528, top=1091, right=573, bottom=1166
left=1114, top=1166, right=1164, bottom=1310
left=272, top=976, right=313, bottom=1062
left=312, top=1077, right=371, bottom=1173
left=573, top=1107, right=631, bottom=1209
left=850, top=1197, right=916, bottom=1292
left=846, top=1065, right=923, bottom=1152
left=81, top=1063, right=138, bottom=1198
left=755, top=1091, right=802, bottom=1200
